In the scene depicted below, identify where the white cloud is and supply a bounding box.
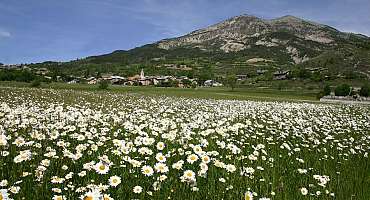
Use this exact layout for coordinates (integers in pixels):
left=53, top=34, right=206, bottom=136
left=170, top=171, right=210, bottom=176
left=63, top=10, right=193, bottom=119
left=0, top=30, right=11, bottom=38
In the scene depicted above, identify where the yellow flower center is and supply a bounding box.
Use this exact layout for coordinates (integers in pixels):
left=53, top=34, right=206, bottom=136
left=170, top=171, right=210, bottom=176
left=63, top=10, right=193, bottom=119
left=0, top=193, right=3, bottom=200
left=245, top=193, right=252, bottom=200
left=84, top=195, right=93, bottom=200
left=99, top=165, right=106, bottom=170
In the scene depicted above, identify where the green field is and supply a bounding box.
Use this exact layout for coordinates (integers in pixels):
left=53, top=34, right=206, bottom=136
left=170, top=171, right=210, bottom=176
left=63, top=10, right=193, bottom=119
left=0, top=81, right=319, bottom=102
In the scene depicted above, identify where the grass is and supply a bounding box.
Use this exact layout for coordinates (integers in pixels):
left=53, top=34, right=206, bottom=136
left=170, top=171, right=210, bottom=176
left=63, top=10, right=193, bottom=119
left=0, top=81, right=319, bottom=102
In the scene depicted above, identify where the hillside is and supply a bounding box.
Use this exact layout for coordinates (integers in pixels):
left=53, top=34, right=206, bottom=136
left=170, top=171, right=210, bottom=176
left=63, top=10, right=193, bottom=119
left=26, top=14, right=370, bottom=85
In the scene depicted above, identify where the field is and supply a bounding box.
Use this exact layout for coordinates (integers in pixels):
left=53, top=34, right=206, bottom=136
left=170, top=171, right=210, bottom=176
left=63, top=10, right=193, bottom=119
left=0, top=86, right=369, bottom=200
left=0, top=81, right=319, bottom=102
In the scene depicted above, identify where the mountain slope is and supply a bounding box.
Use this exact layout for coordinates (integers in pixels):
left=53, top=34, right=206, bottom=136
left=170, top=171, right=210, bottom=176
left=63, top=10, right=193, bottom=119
left=156, top=14, right=368, bottom=64
left=31, top=14, right=370, bottom=81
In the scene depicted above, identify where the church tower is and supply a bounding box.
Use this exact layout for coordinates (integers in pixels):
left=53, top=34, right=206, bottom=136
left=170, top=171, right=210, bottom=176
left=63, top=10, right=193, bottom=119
left=140, top=69, right=145, bottom=79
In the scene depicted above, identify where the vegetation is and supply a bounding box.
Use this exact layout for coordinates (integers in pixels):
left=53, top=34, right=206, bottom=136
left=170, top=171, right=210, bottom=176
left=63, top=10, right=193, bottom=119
left=224, top=75, right=237, bottom=91
left=0, top=69, right=37, bottom=82
left=0, top=87, right=369, bottom=199
left=30, top=79, right=41, bottom=88
left=334, top=84, right=351, bottom=96
left=98, top=80, right=110, bottom=90
left=323, top=85, right=331, bottom=96
left=0, top=82, right=319, bottom=102
left=360, top=84, right=370, bottom=97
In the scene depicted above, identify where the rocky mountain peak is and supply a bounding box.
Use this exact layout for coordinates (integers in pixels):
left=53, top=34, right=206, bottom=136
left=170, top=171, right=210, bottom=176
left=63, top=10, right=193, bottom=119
left=156, top=14, right=368, bottom=64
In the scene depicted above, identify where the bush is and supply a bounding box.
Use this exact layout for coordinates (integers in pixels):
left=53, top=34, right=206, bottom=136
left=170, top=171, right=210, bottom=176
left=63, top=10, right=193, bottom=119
left=98, top=80, right=109, bottom=90
left=323, top=85, right=331, bottom=96
left=359, top=85, right=370, bottom=97
left=30, top=80, right=41, bottom=88
left=334, top=84, right=351, bottom=96
left=316, top=91, right=324, bottom=99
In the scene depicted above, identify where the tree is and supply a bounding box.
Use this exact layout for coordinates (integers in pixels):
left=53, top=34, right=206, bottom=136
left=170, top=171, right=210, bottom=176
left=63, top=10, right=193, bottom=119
left=334, top=84, right=351, bottom=96
left=323, top=85, right=331, bottom=96
left=359, top=84, right=370, bottom=97
left=225, top=75, right=237, bottom=91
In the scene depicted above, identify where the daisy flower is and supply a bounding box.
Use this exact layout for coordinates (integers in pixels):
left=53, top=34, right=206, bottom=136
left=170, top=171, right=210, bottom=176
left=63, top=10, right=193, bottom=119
left=95, top=162, right=110, bottom=175
left=245, top=191, right=253, bottom=200
left=0, top=189, right=10, bottom=200
left=301, top=187, right=308, bottom=195
left=154, top=162, right=169, bottom=173
left=53, top=195, right=65, bottom=200
left=201, top=155, right=211, bottom=164
left=182, top=170, right=196, bottom=182
left=133, top=186, right=143, bottom=194
left=103, top=194, right=113, bottom=200
left=156, top=142, right=165, bottom=150
left=141, top=165, right=154, bottom=176
left=108, top=176, right=121, bottom=187
left=187, top=154, right=198, bottom=164
left=80, top=189, right=102, bottom=200
left=155, top=153, right=166, bottom=163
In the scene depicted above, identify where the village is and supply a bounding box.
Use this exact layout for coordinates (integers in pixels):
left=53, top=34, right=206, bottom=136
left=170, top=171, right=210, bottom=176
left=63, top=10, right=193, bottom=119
left=0, top=63, right=331, bottom=88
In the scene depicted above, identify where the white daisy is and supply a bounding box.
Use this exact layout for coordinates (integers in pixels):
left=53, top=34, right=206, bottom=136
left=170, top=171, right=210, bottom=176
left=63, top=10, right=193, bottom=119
left=94, top=162, right=110, bottom=175
left=156, top=142, right=165, bottom=150
left=108, top=175, right=121, bottom=187
left=187, top=154, right=198, bottom=164
left=133, top=185, right=143, bottom=194
left=141, top=165, right=154, bottom=176
left=155, top=153, right=166, bottom=163
left=300, top=187, right=308, bottom=195
left=154, top=162, right=169, bottom=173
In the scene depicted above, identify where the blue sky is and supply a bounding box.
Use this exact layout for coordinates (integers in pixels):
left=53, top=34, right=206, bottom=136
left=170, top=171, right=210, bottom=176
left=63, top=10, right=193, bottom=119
left=0, top=0, right=369, bottom=64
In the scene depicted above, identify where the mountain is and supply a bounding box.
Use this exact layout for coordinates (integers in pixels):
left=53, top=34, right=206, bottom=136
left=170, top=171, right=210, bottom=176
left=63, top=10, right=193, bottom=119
left=30, top=14, right=370, bottom=83
left=156, top=14, right=368, bottom=63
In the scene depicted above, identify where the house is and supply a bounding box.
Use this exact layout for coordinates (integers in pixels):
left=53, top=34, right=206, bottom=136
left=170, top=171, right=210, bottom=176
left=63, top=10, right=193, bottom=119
left=67, top=79, right=79, bottom=84
left=306, top=67, right=328, bottom=73
left=204, top=80, right=223, bottom=87
left=101, top=75, right=113, bottom=81
left=257, top=69, right=268, bottom=75
left=86, top=77, right=97, bottom=84
left=35, top=68, right=49, bottom=75
left=236, top=74, right=248, bottom=81
left=273, top=70, right=290, bottom=80
left=204, top=80, right=213, bottom=87
left=110, top=76, right=126, bottom=85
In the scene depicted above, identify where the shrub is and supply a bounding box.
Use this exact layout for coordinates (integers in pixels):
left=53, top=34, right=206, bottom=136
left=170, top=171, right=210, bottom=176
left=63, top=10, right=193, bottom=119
left=316, top=91, right=325, bottom=99
left=98, top=80, right=109, bottom=90
left=30, top=80, right=41, bottom=88
left=359, top=85, right=370, bottom=97
left=334, top=84, right=351, bottom=96
left=323, top=85, right=331, bottom=96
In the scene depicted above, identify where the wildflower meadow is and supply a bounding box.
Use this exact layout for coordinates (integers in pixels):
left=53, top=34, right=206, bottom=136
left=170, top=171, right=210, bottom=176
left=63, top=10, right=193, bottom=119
left=0, top=87, right=369, bottom=200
